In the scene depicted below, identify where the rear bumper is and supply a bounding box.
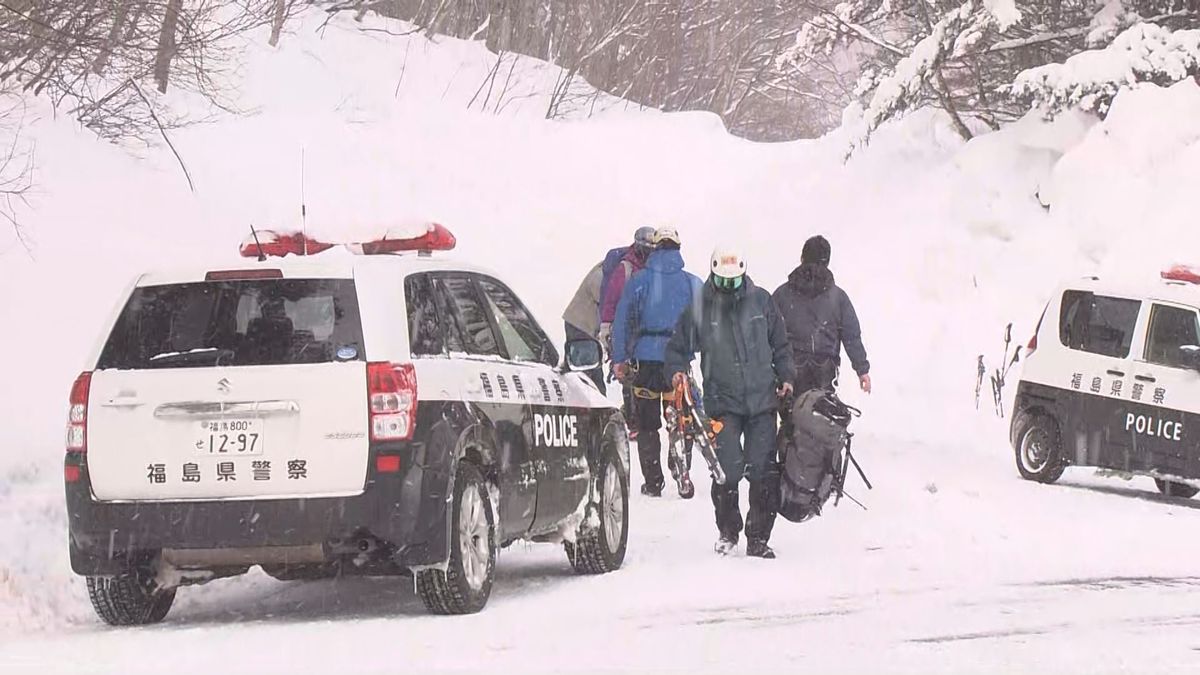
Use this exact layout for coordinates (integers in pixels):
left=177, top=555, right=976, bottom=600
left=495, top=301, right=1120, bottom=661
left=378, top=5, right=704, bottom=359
left=65, top=443, right=451, bottom=576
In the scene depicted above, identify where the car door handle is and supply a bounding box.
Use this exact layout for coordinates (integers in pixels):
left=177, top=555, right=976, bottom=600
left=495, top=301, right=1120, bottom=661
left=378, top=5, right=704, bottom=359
left=1135, top=374, right=1157, bottom=383
left=1106, top=369, right=1126, bottom=377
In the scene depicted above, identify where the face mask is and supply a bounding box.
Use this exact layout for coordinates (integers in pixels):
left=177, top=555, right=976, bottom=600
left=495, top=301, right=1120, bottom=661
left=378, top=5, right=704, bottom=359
left=713, top=275, right=744, bottom=292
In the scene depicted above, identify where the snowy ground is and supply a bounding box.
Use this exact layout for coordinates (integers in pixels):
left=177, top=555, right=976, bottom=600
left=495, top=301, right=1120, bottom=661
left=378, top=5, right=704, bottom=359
left=2, top=9, right=1200, bottom=673
left=5, top=431, right=1200, bottom=674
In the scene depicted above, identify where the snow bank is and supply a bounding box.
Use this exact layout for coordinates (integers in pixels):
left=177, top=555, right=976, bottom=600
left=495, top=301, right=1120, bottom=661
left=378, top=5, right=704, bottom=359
left=2, top=3, right=1199, bottom=641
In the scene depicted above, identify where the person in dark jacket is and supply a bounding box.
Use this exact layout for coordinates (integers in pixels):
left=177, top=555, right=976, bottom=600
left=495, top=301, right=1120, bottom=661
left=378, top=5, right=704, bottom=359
left=772, top=235, right=871, bottom=395
left=612, top=227, right=704, bottom=498
left=665, top=247, right=796, bottom=558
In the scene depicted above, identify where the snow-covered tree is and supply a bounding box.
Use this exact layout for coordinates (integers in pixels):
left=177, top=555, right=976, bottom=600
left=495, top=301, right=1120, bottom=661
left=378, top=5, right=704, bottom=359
left=1012, top=22, right=1200, bottom=116
left=787, top=0, right=1200, bottom=148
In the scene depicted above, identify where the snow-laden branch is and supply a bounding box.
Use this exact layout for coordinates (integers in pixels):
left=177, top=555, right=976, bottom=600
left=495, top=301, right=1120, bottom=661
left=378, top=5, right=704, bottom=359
left=1012, top=22, right=1200, bottom=115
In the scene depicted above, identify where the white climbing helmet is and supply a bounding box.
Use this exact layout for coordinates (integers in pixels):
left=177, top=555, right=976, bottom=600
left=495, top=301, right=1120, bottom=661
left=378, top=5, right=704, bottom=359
left=710, top=246, right=747, bottom=279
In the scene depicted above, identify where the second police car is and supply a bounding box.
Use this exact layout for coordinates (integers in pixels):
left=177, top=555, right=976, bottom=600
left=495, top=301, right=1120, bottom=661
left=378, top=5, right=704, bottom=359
left=1012, top=265, right=1200, bottom=498
left=65, top=225, right=629, bottom=624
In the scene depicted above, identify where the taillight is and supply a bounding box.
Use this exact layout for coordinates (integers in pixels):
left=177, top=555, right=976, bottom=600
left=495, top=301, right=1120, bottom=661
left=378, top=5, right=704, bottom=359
left=1027, top=305, right=1046, bottom=355
left=367, top=362, right=417, bottom=441
left=66, top=371, right=92, bottom=453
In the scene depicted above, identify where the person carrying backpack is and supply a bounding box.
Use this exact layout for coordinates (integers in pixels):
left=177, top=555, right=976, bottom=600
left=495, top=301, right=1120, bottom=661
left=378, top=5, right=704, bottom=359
left=612, top=227, right=703, bottom=498
left=599, top=226, right=656, bottom=436
left=771, top=235, right=871, bottom=395
left=562, top=226, right=655, bottom=395
left=665, top=247, right=795, bottom=558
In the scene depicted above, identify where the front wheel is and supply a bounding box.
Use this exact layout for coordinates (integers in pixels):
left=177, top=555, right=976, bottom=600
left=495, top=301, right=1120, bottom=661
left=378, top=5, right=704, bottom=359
left=416, top=462, right=496, bottom=615
left=1154, top=479, right=1199, bottom=499
left=86, top=564, right=175, bottom=626
left=566, top=437, right=629, bottom=574
left=1013, top=411, right=1066, bottom=484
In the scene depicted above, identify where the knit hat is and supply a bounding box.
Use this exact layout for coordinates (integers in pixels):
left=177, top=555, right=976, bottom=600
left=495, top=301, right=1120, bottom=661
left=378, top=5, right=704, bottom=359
left=801, top=235, right=831, bottom=265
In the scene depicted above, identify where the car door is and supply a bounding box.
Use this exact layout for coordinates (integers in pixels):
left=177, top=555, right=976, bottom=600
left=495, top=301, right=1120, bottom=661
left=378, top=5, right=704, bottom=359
left=1126, top=301, right=1200, bottom=479
left=475, top=275, right=590, bottom=533
left=432, top=272, right=537, bottom=541
left=1058, top=290, right=1143, bottom=469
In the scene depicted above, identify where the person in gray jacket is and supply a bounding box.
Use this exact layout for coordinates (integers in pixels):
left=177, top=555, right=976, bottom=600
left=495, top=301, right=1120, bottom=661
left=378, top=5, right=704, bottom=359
left=563, top=261, right=607, bottom=393
left=665, top=246, right=795, bottom=559
left=772, top=235, right=871, bottom=395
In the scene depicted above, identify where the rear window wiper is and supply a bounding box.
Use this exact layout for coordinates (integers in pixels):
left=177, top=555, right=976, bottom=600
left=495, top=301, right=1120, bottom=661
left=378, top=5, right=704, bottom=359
left=147, top=348, right=236, bottom=367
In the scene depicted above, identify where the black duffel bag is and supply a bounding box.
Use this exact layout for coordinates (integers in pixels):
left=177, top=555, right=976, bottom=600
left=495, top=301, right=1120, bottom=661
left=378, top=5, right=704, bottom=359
left=778, top=389, right=858, bottom=523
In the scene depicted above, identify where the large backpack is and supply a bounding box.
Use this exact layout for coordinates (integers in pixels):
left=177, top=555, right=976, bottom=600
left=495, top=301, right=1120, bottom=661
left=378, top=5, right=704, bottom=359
left=599, top=246, right=630, bottom=299
left=778, top=389, right=858, bottom=523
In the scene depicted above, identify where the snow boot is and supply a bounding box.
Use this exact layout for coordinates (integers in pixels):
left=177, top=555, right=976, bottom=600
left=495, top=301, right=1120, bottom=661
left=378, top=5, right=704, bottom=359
left=746, top=540, right=776, bottom=559
left=678, top=473, right=695, bottom=500
left=641, top=483, right=662, bottom=498
left=714, top=536, right=738, bottom=556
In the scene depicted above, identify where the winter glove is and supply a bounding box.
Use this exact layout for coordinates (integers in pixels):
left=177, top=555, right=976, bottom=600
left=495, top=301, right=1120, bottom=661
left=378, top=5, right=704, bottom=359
left=614, top=362, right=630, bottom=383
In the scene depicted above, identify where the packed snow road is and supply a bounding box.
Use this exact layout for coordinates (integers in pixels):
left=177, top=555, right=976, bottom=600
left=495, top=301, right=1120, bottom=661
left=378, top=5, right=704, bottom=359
left=4, top=428, right=1200, bottom=673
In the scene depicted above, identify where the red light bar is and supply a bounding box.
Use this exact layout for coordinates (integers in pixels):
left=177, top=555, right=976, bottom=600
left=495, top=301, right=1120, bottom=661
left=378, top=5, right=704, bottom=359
left=240, top=231, right=335, bottom=259
left=239, top=224, right=456, bottom=258
left=206, top=269, right=284, bottom=281
left=353, top=223, right=457, bottom=255
left=1162, top=265, right=1200, bottom=285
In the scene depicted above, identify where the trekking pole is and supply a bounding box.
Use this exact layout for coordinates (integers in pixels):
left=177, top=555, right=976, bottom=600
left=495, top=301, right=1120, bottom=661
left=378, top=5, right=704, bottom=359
left=845, top=443, right=872, bottom=490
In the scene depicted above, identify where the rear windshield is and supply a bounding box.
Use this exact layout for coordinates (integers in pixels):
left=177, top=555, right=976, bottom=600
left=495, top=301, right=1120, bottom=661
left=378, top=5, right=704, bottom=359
left=97, top=279, right=364, bottom=370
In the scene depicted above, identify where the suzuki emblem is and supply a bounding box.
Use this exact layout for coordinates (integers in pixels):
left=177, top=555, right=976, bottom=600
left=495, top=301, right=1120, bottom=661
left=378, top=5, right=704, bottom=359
left=216, top=378, right=232, bottom=394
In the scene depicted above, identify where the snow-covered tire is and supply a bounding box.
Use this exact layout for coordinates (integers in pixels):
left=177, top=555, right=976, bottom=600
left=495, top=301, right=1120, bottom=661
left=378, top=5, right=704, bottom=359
left=86, top=567, right=175, bottom=626
left=1154, top=479, right=1199, bottom=499
left=1013, top=411, right=1066, bottom=484
left=415, top=462, right=496, bottom=615
left=565, top=435, right=629, bottom=575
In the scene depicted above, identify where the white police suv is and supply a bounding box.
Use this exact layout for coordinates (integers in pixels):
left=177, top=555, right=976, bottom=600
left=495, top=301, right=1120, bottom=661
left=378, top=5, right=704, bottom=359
left=65, top=225, right=629, bottom=625
left=1012, top=265, right=1200, bottom=499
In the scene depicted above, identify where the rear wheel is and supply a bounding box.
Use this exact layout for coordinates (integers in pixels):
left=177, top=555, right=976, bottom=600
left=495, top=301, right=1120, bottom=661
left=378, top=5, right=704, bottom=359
left=416, top=462, right=496, bottom=615
left=566, top=436, right=629, bottom=574
left=86, top=563, right=175, bottom=626
left=1013, top=411, right=1066, bottom=484
left=1154, top=479, right=1199, bottom=499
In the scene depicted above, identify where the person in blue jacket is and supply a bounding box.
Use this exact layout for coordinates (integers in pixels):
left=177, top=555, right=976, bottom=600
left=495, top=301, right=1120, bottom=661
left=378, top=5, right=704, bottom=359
left=612, top=227, right=704, bottom=498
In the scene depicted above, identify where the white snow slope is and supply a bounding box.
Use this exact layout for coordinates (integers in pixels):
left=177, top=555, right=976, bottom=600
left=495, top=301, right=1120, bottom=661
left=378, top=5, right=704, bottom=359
left=3, top=10, right=1200, bottom=674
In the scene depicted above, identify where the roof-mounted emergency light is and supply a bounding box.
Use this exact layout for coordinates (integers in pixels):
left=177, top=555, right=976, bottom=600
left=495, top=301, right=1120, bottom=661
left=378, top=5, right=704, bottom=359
left=239, top=224, right=456, bottom=259
left=1161, top=264, right=1200, bottom=285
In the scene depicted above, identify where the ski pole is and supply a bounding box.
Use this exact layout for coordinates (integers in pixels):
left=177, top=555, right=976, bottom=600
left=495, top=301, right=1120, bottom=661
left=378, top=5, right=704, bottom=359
left=845, top=437, right=872, bottom=490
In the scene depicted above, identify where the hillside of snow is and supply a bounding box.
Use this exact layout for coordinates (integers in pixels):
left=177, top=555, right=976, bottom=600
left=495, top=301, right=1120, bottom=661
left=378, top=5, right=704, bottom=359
left=2, top=8, right=1200, bottom=672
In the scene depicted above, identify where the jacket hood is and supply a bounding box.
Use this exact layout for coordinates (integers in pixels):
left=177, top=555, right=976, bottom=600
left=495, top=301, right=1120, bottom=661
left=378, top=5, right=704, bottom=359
left=647, top=249, right=685, bottom=273
left=787, top=263, right=834, bottom=298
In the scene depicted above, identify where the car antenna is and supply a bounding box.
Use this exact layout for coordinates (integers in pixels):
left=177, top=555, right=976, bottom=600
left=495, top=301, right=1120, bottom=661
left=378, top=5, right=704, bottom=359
left=300, top=147, right=308, bottom=256
left=249, top=224, right=267, bottom=262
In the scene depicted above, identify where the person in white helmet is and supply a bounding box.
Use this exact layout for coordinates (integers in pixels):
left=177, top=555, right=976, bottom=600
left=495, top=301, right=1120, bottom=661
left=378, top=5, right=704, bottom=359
left=665, top=246, right=796, bottom=558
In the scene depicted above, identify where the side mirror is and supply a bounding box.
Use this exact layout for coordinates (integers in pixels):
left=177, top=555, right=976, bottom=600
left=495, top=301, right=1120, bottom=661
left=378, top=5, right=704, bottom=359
left=564, top=338, right=602, bottom=373
left=1181, top=345, right=1200, bottom=371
